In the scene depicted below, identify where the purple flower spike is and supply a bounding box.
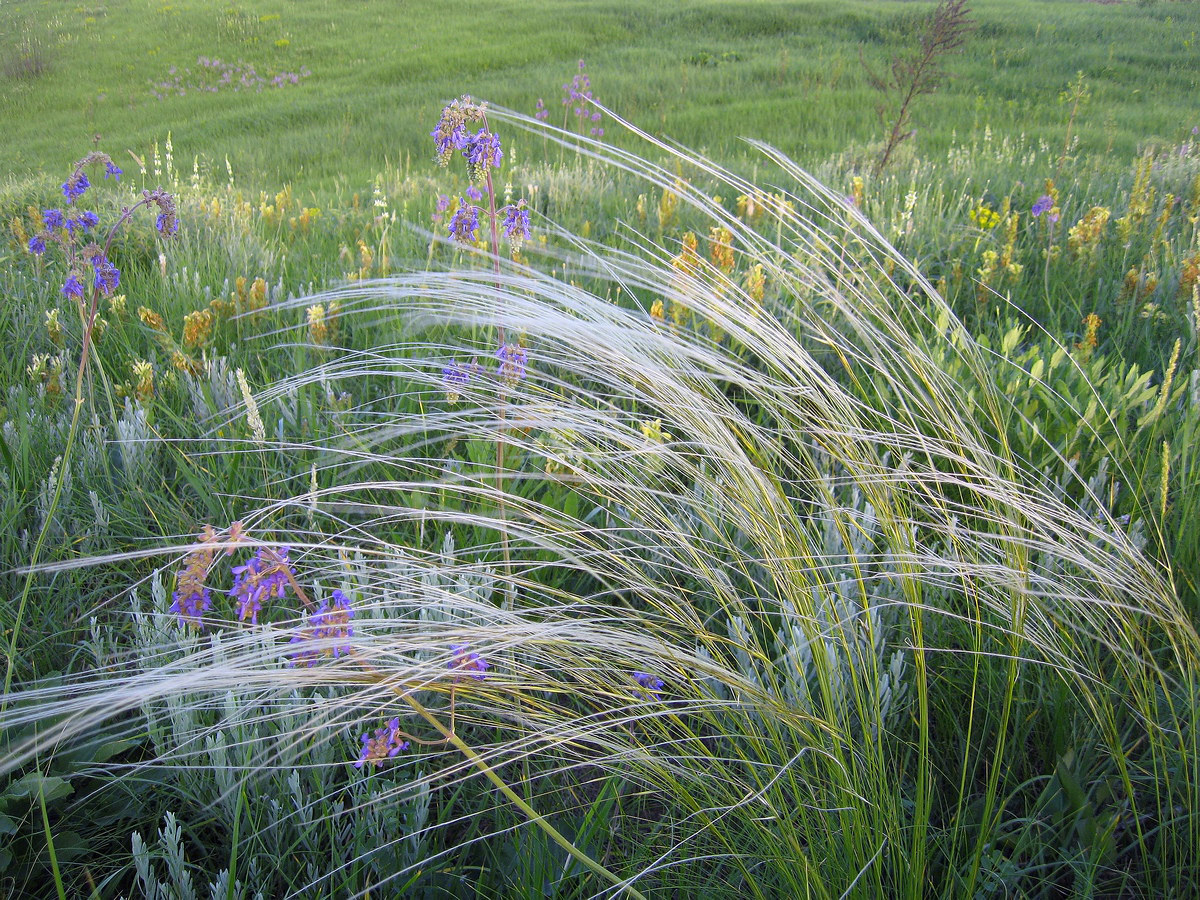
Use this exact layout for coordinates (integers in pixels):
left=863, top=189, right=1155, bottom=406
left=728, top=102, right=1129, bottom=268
left=28, top=235, right=46, bottom=255
left=230, top=546, right=294, bottom=625
left=633, top=671, right=665, bottom=700
left=500, top=204, right=531, bottom=243
left=449, top=644, right=490, bottom=681
left=62, top=172, right=90, bottom=203
left=80, top=210, right=100, bottom=230
left=289, top=588, right=355, bottom=666
left=495, top=343, right=527, bottom=383
left=170, top=587, right=212, bottom=629
left=105, top=161, right=122, bottom=180
left=92, top=256, right=121, bottom=296
left=43, top=209, right=65, bottom=230
left=355, top=717, right=409, bottom=768
left=466, top=184, right=483, bottom=202
left=460, top=128, right=502, bottom=178
left=61, top=274, right=85, bottom=300
left=1031, top=195, right=1054, bottom=217
left=448, top=202, right=480, bottom=243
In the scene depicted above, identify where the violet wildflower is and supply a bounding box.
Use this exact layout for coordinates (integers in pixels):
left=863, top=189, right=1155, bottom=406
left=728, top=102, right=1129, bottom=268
left=146, top=188, right=179, bottom=236
left=460, top=128, right=503, bottom=181
left=496, top=343, right=527, bottom=384
left=632, top=671, right=664, bottom=700
left=230, top=545, right=294, bottom=625
left=1031, top=195, right=1053, bottom=217
left=92, top=256, right=121, bottom=296
left=534, top=98, right=548, bottom=121
left=289, top=589, right=354, bottom=666
left=442, top=359, right=476, bottom=404
left=62, top=172, right=90, bottom=203
left=61, top=274, right=85, bottom=300
left=432, top=95, right=486, bottom=166
left=449, top=644, right=490, bottom=681
left=448, top=202, right=480, bottom=243
left=466, top=184, right=483, bottom=202
left=105, top=161, right=122, bottom=180
left=500, top=202, right=531, bottom=250
left=28, top=235, right=46, bottom=255
left=432, top=192, right=452, bottom=225
left=355, top=717, right=409, bottom=769
left=80, top=210, right=100, bottom=230
left=43, top=209, right=65, bottom=230
left=169, top=587, right=212, bottom=629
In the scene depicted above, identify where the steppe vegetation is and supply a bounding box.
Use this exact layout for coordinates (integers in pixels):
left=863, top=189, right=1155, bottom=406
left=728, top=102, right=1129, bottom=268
left=1, top=0, right=1199, bottom=896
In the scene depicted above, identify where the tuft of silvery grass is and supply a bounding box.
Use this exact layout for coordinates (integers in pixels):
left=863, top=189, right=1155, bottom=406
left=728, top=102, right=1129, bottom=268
left=4, top=109, right=1198, bottom=896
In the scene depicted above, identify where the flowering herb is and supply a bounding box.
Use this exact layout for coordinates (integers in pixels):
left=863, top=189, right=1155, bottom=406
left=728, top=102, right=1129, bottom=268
left=495, top=343, right=527, bottom=384
left=534, top=97, right=549, bottom=121
left=27, top=153, right=177, bottom=309
left=500, top=202, right=531, bottom=248
left=289, top=589, right=354, bottom=666
left=442, top=359, right=479, bottom=404
left=92, top=256, right=121, bottom=296
left=632, top=671, right=665, bottom=700
left=466, top=184, right=484, bottom=202
left=431, top=95, right=486, bottom=166
left=169, top=523, right=227, bottom=629
left=62, top=172, right=90, bottom=203
left=448, top=644, right=490, bottom=681
left=169, top=587, right=212, bottom=628
left=448, top=202, right=480, bottom=243
left=1031, top=194, right=1060, bottom=224
left=230, top=545, right=294, bottom=625
left=355, top=717, right=409, bottom=768
left=61, top=275, right=85, bottom=300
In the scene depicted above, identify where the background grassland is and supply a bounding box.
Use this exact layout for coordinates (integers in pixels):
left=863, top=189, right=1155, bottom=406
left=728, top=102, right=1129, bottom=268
left=2, top=0, right=1199, bottom=194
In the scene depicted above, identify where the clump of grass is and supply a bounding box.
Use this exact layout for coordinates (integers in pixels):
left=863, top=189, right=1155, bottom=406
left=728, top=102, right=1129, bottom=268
left=2, top=109, right=1198, bottom=896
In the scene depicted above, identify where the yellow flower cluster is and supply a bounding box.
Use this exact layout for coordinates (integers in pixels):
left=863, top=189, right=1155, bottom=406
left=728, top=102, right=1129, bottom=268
left=27, top=353, right=66, bottom=396
left=131, top=359, right=155, bottom=402
left=977, top=201, right=1022, bottom=300
left=1116, top=153, right=1155, bottom=244
left=708, top=226, right=735, bottom=274
left=182, top=308, right=214, bottom=350
left=1119, top=265, right=1158, bottom=304
left=850, top=176, right=865, bottom=209
left=969, top=205, right=1001, bottom=230
left=744, top=263, right=765, bottom=306
left=668, top=232, right=701, bottom=326
left=1067, top=206, right=1110, bottom=260
left=45, top=309, right=63, bottom=346
left=306, top=300, right=342, bottom=346
left=139, top=306, right=167, bottom=332
left=658, top=180, right=684, bottom=230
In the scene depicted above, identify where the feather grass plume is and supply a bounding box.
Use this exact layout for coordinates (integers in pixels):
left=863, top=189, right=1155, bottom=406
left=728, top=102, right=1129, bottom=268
left=3, top=108, right=1198, bottom=896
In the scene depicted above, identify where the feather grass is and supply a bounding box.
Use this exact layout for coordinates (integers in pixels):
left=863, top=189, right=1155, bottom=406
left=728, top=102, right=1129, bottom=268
left=3, top=109, right=1197, bottom=896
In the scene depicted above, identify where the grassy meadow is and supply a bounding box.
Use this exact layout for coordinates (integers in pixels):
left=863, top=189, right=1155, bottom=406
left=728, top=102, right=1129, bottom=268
left=1, top=0, right=1200, bottom=897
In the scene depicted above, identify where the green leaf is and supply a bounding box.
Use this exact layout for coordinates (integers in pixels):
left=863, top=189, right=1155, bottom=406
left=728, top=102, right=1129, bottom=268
left=4, top=773, right=73, bottom=804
